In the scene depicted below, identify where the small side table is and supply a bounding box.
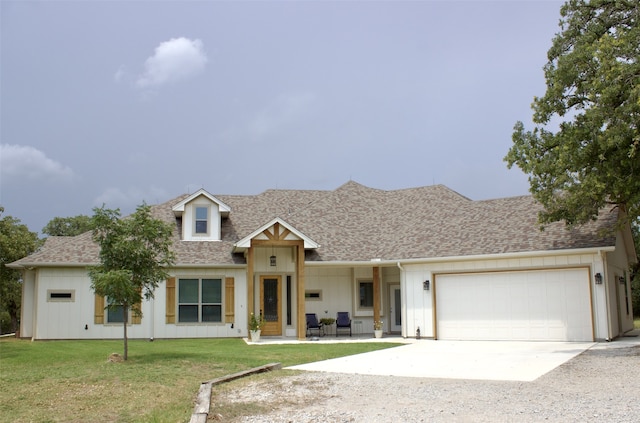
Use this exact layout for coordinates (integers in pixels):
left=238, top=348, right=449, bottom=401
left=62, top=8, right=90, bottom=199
left=320, top=318, right=336, bottom=336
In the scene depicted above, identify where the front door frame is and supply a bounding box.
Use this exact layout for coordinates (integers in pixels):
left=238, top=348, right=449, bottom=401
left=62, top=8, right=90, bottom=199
left=260, top=275, right=282, bottom=336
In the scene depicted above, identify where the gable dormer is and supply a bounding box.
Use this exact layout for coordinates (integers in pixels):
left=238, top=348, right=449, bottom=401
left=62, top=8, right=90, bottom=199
left=172, top=189, right=231, bottom=241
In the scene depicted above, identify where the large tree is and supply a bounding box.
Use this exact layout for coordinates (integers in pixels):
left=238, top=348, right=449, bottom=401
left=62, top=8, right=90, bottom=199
left=505, top=0, right=639, bottom=227
left=89, top=204, right=174, bottom=360
left=0, top=207, right=40, bottom=334
left=42, top=215, right=93, bottom=237
left=631, top=221, right=640, bottom=317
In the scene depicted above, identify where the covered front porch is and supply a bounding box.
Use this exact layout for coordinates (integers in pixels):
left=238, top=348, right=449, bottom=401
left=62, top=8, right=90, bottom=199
left=237, top=219, right=403, bottom=341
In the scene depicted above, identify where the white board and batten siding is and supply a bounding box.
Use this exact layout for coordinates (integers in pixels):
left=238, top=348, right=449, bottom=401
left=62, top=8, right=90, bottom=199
left=435, top=268, right=593, bottom=342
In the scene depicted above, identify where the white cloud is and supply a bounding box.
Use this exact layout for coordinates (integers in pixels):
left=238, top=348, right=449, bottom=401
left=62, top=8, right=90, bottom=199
left=136, top=37, right=208, bottom=88
left=93, top=186, right=170, bottom=212
left=0, top=144, right=75, bottom=181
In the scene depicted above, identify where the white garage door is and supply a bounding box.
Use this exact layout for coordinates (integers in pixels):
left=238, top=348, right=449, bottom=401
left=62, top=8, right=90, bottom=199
left=436, top=269, right=593, bottom=341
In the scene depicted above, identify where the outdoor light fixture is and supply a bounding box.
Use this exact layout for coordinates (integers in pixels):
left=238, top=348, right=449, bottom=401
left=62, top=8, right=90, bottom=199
left=619, top=276, right=626, bottom=284
left=270, top=245, right=276, bottom=266
left=423, top=280, right=430, bottom=290
left=595, top=273, right=603, bottom=284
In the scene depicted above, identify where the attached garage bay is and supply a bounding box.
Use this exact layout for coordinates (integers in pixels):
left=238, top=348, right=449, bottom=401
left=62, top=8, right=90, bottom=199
left=435, top=268, right=593, bottom=342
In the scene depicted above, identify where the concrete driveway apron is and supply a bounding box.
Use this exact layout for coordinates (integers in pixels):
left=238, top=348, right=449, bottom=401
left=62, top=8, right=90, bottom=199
left=286, top=340, right=596, bottom=382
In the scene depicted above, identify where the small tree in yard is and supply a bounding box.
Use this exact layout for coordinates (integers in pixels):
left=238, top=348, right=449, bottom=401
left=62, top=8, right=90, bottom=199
left=89, top=203, right=174, bottom=360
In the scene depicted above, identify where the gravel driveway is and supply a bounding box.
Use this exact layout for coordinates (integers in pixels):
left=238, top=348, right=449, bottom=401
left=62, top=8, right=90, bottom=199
left=211, top=342, right=640, bottom=422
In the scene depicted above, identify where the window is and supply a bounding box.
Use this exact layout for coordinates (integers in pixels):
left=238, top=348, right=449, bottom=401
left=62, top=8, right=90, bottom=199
left=359, top=281, right=373, bottom=308
left=178, top=278, right=222, bottom=323
left=195, top=206, right=208, bottom=234
left=107, top=304, right=125, bottom=323
left=305, top=290, right=322, bottom=301
left=47, top=290, right=75, bottom=302
left=286, top=276, right=292, bottom=326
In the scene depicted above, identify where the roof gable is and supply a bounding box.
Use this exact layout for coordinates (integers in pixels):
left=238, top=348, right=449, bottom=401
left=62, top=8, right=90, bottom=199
left=233, top=217, right=319, bottom=252
left=171, top=188, right=231, bottom=217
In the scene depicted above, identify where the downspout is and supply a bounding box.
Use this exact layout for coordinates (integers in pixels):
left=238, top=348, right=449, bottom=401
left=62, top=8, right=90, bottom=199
left=149, top=295, right=155, bottom=341
left=32, top=269, right=38, bottom=341
left=396, top=262, right=406, bottom=338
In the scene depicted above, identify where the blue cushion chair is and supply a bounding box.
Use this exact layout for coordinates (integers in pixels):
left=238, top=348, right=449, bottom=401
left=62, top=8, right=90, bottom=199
left=336, top=311, right=352, bottom=337
left=306, top=313, right=323, bottom=337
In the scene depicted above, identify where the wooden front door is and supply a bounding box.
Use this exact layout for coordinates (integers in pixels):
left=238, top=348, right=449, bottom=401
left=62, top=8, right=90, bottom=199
left=260, top=276, right=281, bottom=336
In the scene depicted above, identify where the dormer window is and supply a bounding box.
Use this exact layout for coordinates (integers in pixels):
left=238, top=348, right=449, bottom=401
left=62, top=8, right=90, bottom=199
left=172, top=189, right=231, bottom=242
left=195, top=206, right=209, bottom=235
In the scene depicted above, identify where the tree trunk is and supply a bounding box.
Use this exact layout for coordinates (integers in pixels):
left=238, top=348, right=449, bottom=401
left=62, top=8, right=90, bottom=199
left=123, top=304, right=129, bottom=361
left=9, top=299, right=19, bottom=333
left=10, top=314, right=19, bottom=334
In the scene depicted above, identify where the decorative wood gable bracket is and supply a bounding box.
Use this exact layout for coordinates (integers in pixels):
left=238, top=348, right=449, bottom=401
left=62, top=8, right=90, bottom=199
left=257, top=222, right=291, bottom=244
left=233, top=217, right=319, bottom=252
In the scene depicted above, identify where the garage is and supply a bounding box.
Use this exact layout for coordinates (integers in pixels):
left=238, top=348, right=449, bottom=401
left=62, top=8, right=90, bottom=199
left=435, top=268, right=593, bottom=341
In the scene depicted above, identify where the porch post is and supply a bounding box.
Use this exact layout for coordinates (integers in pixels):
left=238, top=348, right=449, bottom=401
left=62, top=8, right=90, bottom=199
left=373, top=266, right=381, bottom=326
left=296, top=241, right=306, bottom=340
left=247, top=245, right=255, bottom=323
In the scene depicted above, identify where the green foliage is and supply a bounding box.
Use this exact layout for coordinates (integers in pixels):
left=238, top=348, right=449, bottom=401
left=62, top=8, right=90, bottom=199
left=42, top=215, right=93, bottom=236
left=89, top=203, right=175, bottom=358
left=631, top=220, right=640, bottom=317
left=0, top=310, right=12, bottom=334
left=248, top=312, right=266, bottom=331
left=505, top=0, right=640, bottom=227
left=0, top=207, right=40, bottom=334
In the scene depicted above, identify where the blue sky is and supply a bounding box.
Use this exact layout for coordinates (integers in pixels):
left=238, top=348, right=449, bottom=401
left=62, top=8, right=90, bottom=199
left=1, top=0, right=564, bottom=234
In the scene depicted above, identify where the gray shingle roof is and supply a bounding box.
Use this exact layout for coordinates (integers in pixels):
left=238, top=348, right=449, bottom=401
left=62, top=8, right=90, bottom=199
left=10, top=181, right=617, bottom=268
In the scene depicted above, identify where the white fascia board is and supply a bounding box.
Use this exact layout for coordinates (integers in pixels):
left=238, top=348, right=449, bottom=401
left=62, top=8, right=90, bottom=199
left=172, top=189, right=231, bottom=216
left=6, top=262, right=101, bottom=269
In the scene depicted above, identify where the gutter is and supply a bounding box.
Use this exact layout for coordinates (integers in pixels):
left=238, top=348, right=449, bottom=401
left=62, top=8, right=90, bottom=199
left=6, top=262, right=248, bottom=269
left=8, top=246, right=616, bottom=270
left=304, top=246, right=616, bottom=267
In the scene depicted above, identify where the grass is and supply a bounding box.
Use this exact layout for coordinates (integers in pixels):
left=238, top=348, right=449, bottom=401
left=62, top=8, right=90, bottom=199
left=0, top=338, right=400, bottom=423
left=635, top=317, right=640, bottom=329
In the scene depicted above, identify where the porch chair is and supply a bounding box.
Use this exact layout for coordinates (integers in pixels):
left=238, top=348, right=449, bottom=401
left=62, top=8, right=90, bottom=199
left=336, top=311, right=352, bottom=337
left=306, top=313, right=324, bottom=337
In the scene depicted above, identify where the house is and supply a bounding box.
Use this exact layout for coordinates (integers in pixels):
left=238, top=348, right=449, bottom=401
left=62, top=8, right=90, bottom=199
left=9, top=181, right=637, bottom=342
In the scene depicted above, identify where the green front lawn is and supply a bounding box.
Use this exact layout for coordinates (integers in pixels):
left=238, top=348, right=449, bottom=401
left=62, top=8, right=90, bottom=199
left=0, top=338, right=399, bottom=422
